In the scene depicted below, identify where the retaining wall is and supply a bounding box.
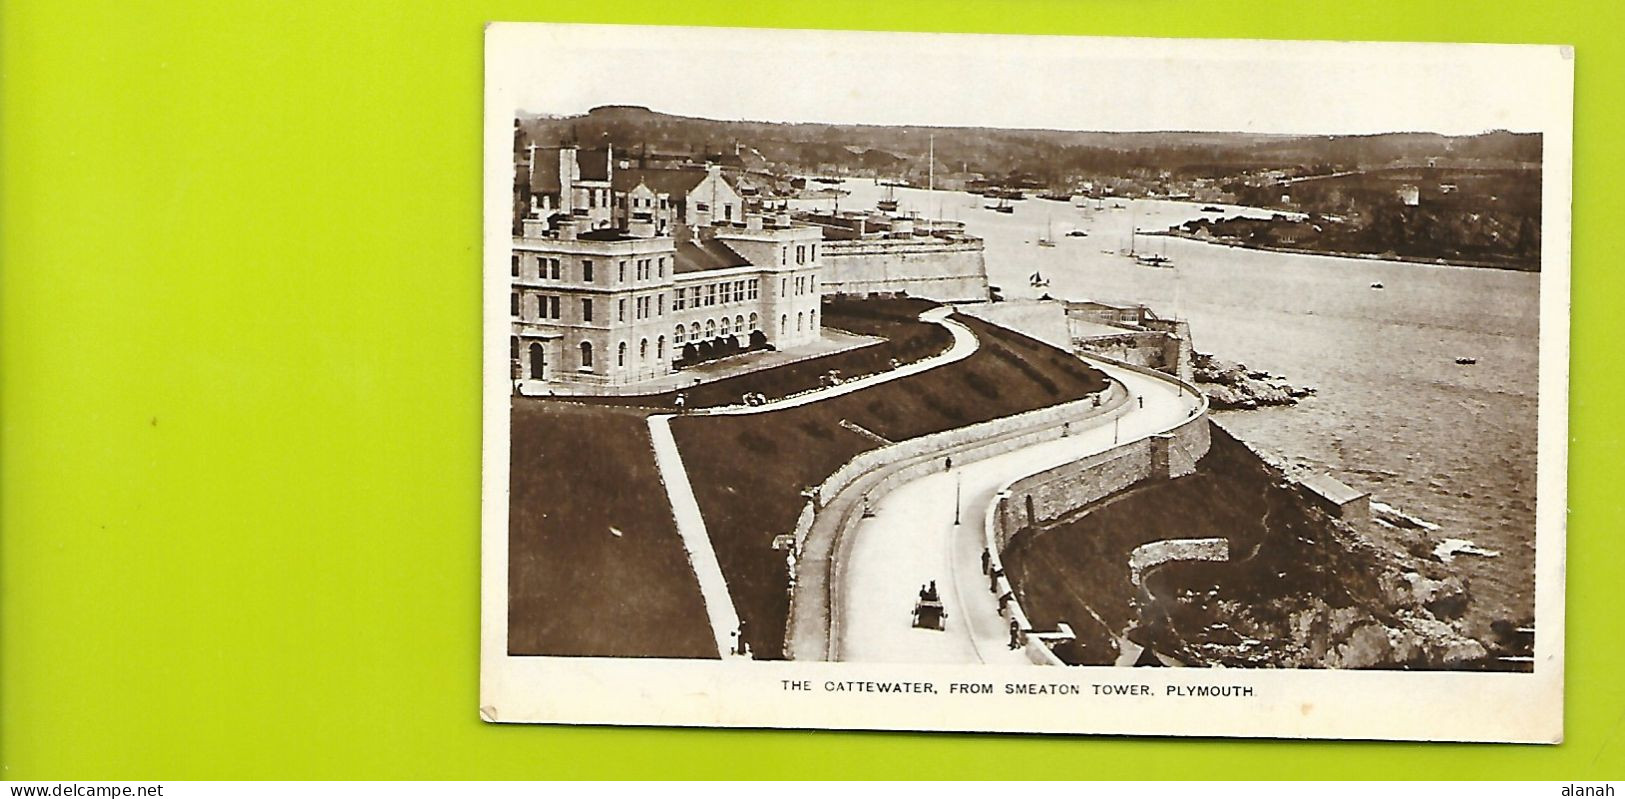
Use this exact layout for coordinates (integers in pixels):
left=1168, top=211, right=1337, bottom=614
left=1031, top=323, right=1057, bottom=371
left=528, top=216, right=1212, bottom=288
left=982, top=354, right=1212, bottom=665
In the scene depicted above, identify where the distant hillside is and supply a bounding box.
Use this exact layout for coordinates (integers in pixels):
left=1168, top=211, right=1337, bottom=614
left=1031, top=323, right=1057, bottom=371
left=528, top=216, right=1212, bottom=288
left=517, top=105, right=1541, bottom=185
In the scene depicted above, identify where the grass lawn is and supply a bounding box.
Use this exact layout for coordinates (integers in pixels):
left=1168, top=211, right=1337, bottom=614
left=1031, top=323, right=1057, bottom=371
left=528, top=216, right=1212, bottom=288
left=508, top=400, right=716, bottom=658
left=670, top=314, right=1110, bottom=657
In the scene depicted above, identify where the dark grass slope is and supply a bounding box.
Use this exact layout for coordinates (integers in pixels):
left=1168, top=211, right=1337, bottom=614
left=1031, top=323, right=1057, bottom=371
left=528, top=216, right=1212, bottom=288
left=508, top=401, right=716, bottom=658
left=670, top=314, right=1110, bottom=657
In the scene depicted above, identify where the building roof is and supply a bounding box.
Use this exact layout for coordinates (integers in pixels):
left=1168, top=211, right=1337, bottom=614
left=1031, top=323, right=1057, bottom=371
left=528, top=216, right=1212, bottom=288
left=1300, top=473, right=1366, bottom=506
left=530, top=148, right=562, bottom=194
left=674, top=238, right=750, bottom=275
left=612, top=167, right=709, bottom=197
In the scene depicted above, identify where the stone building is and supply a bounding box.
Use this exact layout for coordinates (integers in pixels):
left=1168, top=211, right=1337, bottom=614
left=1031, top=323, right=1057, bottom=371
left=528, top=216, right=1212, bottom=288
left=510, top=208, right=824, bottom=390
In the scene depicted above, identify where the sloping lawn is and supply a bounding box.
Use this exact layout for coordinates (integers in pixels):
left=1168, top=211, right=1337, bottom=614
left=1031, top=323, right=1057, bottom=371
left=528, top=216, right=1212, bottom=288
left=670, top=314, right=1110, bottom=657
left=508, top=400, right=716, bottom=658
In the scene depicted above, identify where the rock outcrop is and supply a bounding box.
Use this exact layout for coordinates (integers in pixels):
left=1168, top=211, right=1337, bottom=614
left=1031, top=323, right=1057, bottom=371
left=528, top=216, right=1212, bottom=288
left=1192, top=352, right=1314, bottom=410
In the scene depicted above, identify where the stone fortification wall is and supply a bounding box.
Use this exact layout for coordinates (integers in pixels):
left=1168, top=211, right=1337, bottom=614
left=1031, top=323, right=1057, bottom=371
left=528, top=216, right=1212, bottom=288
left=819, top=238, right=990, bottom=303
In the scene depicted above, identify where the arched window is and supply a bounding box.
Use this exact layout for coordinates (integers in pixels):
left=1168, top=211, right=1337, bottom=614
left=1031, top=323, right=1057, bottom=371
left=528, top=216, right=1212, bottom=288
left=797, top=311, right=804, bottom=332
left=749, top=312, right=759, bottom=331
left=706, top=319, right=717, bottom=338
left=690, top=322, right=701, bottom=341
left=529, top=343, right=545, bottom=379
left=780, top=314, right=788, bottom=334
left=580, top=341, right=593, bottom=368
left=640, top=338, right=649, bottom=361
left=657, top=336, right=666, bottom=359
left=809, top=310, right=817, bottom=330
left=617, top=341, right=627, bottom=367
left=720, top=317, right=731, bottom=336
left=674, top=324, right=685, bottom=344
left=734, top=315, right=744, bottom=334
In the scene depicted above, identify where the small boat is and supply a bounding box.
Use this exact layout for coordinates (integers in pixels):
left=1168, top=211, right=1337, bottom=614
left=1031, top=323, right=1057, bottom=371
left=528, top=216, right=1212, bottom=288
left=1455, top=356, right=1478, bottom=365
left=1202, top=205, right=1225, bottom=213
left=1067, top=230, right=1090, bottom=238
left=1370, top=281, right=1385, bottom=289
left=986, top=196, right=1014, bottom=214
left=1135, top=254, right=1173, bottom=267
left=1100, top=248, right=1116, bottom=255
left=1029, top=270, right=1050, bottom=288
left=1111, top=202, right=1127, bottom=209
left=1036, top=217, right=1057, bottom=247
left=877, top=182, right=899, bottom=213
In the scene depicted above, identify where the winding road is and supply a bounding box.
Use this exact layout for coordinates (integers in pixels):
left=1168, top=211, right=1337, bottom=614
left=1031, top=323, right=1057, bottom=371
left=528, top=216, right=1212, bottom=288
left=832, top=360, right=1204, bottom=664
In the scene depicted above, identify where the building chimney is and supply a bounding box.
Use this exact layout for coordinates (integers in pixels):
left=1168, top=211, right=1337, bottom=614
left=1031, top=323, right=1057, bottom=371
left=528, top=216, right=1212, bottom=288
left=556, top=216, right=579, bottom=241
left=745, top=212, right=763, bottom=231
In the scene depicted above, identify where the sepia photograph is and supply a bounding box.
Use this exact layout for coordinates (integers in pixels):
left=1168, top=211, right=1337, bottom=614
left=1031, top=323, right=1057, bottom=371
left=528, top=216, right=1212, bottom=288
left=480, top=24, right=1571, bottom=741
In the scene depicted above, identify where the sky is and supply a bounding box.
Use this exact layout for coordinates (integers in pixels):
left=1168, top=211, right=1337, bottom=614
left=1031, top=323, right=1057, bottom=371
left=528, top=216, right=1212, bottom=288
left=486, top=24, right=1571, bottom=136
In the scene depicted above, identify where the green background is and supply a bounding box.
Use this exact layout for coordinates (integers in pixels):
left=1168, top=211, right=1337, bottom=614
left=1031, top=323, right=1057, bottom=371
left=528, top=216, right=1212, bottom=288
left=2, top=0, right=1619, bottom=779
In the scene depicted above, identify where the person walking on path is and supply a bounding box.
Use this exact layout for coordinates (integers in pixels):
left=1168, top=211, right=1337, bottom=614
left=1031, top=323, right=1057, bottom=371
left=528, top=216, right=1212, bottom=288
left=1008, top=619, right=1022, bottom=650
left=981, top=548, right=991, bottom=575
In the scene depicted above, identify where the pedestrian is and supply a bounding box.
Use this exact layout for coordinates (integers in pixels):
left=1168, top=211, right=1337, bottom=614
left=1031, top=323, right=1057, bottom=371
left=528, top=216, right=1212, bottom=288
left=1008, top=619, right=1022, bottom=650
left=980, top=548, right=991, bottom=575
left=1138, top=395, right=1144, bottom=409
left=928, top=580, right=938, bottom=601
left=944, top=456, right=953, bottom=472
left=675, top=392, right=687, bottom=413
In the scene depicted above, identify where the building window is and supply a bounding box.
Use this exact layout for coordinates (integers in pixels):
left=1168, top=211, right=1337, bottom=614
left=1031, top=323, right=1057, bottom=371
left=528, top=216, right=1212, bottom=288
left=510, top=293, right=519, bottom=317
left=529, top=342, right=545, bottom=379
left=724, top=204, right=733, bottom=221
left=690, top=322, right=700, bottom=342
left=657, top=294, right=664, bottom=316
left=781, top=248, right=788, bottom=265
left=696, top=202, right=709, bottom=212
left=781, top=278, right=788, bottom=296
left=748, top=280, right=759, bottom=300
left=658, top=257, right=665, bottom=277
left=657, top=336, right=665, bottom=359
left=582, top=298, right=593, bottom=322
left=640, top=338, right=649, bottom=361
left=549, top=296, right=560, bottom=319
left=580, top=341, right=593, bottom=368
left=810, top=244, right=817, bottom=260
left=536, top=255, right=546, bottom=277
left=796, top=245, right=805, bottom=265
left=550, top=258, right=561, bottom=279
left=798, top=311, right=804, bottom=332
left=617, top=342, right=627, bottom=367
left=510, top=337, right=519, bottom=366
left=582, top=260, right=594, bottom=282
left=707, top=284, right=717, bottom=306
left=619, top=261, right=627, bottom=282
left=511, top=254, right=520, bottom=277
left=781, top=314, right=788, bottom=334
left=810, top=310, right=817, bottom=330
left=706, top=319, right=716, bottom=338
left=674, top=324, right=686, bottom=344
left=618, top=299, right=627, bottom=322
left=721, top=317, right=731, bottom=336
left=749, top=312, right=759, bottom=331
left=675, top=288, right=686, bottom=310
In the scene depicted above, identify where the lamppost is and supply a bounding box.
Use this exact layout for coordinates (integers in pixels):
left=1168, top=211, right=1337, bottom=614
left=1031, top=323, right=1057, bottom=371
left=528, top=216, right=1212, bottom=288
left=954, top=472, right=963, bottom=526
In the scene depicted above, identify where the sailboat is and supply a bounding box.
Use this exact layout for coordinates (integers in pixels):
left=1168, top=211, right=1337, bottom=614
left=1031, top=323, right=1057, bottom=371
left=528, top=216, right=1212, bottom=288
left=1029, top=270, right=1050, bottom=288
left=877, top=181, right=898, bottom=214
left=986, top=196, right=1014, bottom=213
left=1037, top=216, right=1056, bottom=247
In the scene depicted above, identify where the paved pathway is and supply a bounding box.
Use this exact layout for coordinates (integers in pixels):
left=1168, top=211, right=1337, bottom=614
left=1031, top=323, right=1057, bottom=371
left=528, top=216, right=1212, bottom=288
left=645, top=306, right=980, bottom=658
left=833, top=361, right=1202, bottom=664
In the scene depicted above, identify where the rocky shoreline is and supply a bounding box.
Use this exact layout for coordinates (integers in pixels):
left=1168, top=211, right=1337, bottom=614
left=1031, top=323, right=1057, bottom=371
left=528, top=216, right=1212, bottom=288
left=1191, top=352, right=1315, bottom=410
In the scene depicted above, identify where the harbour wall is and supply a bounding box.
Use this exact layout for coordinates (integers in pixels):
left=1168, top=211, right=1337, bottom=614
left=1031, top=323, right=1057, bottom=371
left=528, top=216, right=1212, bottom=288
left=819, top=238, right=991, bottom=303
